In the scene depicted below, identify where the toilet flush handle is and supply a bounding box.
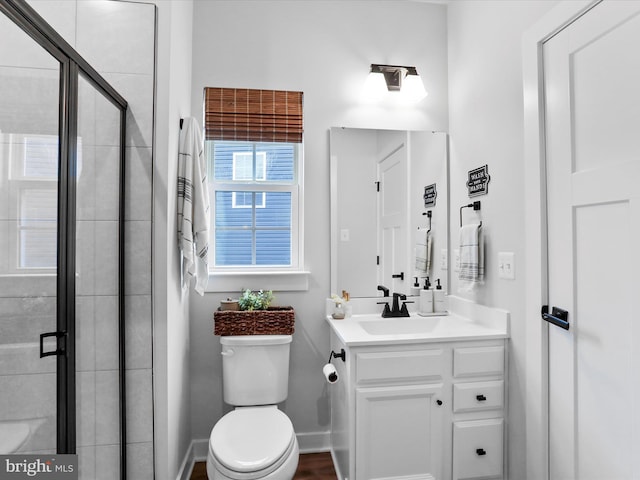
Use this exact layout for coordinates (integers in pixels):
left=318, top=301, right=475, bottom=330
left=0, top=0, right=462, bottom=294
left=221, top=349, right=234, bottom=357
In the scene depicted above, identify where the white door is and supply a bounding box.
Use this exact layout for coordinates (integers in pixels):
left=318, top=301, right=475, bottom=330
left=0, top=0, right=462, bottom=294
left=544, top=2, right=640, bottom=479
left=378, top=143, right=408, bottom=293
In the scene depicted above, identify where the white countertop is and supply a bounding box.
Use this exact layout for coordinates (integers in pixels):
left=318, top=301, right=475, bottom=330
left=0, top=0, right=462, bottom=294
left=326, top=297, right=510, bottom=346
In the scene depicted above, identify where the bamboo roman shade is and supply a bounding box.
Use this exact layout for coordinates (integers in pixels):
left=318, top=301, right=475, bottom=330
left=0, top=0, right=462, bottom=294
left=204, top=87, right=303, bottom=143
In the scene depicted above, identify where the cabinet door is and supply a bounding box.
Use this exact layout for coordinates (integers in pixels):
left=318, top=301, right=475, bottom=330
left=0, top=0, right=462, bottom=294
left=356, top=384, right=444, bottom=480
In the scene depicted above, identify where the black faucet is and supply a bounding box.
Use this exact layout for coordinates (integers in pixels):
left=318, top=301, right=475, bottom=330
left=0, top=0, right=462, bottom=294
left=381, top=292, right=411, bottom=318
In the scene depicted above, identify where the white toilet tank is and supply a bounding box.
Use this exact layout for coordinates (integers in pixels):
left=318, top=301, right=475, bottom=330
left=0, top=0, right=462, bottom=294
left=220, top=335, right=292, bottom=406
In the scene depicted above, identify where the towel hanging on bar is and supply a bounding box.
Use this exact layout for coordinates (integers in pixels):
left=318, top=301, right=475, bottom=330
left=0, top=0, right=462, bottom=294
left=458, top=223, right=484, bottom=292
left=177, top=117, right=210, bottom=295
left=415, top=227, right=432, bottom=274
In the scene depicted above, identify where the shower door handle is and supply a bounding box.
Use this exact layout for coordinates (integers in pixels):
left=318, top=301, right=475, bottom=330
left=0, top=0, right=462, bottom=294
left=40, top=331, right=65, bottom=358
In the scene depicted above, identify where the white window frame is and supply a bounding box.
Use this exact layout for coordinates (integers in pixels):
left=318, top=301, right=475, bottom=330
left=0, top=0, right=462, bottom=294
left=231, top=151, right=267, bottom=208
left=207, top=141, right=308, bottom=292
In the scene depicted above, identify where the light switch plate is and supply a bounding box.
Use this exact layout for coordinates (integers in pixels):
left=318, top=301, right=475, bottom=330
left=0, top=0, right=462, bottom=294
left=498, top=251, right=515, bottom=279
left=454, top=249, right=460, bottom=272
left=441, top=249, right=448, bottom=270
left=340, top=229, right=350, bottom=242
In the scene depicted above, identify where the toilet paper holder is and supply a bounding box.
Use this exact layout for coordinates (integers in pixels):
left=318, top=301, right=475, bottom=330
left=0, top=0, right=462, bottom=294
left=327, top=349, right=346, bottom=363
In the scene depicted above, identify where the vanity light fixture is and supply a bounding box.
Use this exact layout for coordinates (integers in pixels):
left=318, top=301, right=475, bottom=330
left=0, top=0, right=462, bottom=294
left=364, top=64, right=428, bottom=103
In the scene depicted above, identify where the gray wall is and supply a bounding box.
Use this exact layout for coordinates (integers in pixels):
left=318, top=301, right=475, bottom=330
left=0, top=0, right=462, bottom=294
left=188, top=0, right=449, bottom=452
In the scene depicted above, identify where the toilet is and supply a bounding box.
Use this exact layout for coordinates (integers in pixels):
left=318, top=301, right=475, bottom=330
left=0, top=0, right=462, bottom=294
left=207, top=335, right=299, bottom=480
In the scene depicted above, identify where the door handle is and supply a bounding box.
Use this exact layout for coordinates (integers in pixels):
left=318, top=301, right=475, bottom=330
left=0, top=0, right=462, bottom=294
left=476, top=448, right=487, bottom=456
left=392, top=272, right=404, bottom=280
left=476, top=394, right=487, bottom=401
left=541, top=305, right=569, bottom=330
left=40, top=331, right=65, bottom=358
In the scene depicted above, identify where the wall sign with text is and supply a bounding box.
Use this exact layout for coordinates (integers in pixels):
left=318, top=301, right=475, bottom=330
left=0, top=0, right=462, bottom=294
left=423, top=184, right=437, bottom=208
left=467, top=165, right=491, bottom=197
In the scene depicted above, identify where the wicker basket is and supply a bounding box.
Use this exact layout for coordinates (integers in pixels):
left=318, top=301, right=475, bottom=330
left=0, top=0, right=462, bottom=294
left=213, top=307, right=295, bottom=336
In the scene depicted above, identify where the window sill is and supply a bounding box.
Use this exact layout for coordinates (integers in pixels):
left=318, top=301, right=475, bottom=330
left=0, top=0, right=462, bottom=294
left=206, top=270, right=311, bottom=293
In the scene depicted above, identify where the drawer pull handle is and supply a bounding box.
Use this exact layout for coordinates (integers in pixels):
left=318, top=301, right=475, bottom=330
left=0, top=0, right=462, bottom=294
left=476, top=394, right=487, bottom=401
left=476, top=448, right=487, bottom=456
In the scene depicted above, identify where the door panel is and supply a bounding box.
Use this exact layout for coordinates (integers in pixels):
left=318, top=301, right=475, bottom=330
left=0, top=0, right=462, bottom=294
left=74, top=73, right=122, bottom=478
left=544, top=2, right=640, bottom=479
left=0, top=11, right=61, bottom=454
left=378, top=143, right=408, bottom=292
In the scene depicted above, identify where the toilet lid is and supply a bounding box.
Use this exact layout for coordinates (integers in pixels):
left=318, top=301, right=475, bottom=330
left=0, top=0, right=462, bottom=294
left=210, top=407, right=294, bottom=474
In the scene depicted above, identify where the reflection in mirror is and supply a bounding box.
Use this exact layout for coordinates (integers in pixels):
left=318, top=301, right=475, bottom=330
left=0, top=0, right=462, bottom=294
left=330, top=128, right=449, bottom=299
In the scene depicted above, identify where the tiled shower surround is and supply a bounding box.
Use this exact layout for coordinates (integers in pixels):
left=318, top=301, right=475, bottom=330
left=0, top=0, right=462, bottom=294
left=0, top=1, right=156, bottom=478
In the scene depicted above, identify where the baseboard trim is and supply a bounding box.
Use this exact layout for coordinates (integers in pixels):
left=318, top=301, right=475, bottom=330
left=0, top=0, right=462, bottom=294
left=176, top=441, right=199, bottom=480
left=296, top=431, right=331, bottom=453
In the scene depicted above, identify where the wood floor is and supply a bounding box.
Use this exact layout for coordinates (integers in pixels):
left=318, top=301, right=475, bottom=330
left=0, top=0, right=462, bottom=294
left=190, top=452, right=337, bottom=480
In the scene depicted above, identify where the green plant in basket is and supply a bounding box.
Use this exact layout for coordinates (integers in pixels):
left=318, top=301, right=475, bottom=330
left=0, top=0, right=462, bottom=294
left=238, top=289, right=274, bottom=311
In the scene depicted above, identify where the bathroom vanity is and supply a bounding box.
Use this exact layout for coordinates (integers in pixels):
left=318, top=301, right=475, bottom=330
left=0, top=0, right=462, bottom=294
left=327, top=297, right=509, bottom=480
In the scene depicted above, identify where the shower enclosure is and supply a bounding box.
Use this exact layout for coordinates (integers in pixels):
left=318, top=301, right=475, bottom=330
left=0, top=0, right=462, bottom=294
left=0, top=1, right=127, bottom=478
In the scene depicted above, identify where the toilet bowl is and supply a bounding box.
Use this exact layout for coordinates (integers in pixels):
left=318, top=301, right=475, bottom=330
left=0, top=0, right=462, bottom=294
left=207, top=406, right=299, bottom=480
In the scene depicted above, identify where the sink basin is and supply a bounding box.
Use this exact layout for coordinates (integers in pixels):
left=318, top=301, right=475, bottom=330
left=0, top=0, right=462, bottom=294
left=358, top=317, right=441, bottom=335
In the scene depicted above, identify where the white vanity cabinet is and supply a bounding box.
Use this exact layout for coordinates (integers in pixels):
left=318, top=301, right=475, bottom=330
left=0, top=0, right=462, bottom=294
left=329, top=331, right=507, bottom=480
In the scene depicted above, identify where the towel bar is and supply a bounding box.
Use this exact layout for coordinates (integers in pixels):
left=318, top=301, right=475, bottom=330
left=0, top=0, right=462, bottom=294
left=421, top=210, right=432, bottom=232
left=460, top=201, right=482, bottom=227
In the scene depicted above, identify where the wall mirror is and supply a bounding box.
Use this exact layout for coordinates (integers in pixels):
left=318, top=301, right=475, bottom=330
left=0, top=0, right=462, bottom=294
left=330, top=127, right=449, bottom=299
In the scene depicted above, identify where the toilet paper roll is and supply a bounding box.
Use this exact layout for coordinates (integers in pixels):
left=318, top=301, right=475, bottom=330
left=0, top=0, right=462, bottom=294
left=323, top=363, right=338, bottom=384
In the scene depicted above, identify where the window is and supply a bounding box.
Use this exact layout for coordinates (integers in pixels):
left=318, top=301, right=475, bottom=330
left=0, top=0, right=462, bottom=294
left=1, top=134, right=59, bottom=272
left=232, top=151, right=266, bottom=208
left=204, top=88, right=303, bottom=272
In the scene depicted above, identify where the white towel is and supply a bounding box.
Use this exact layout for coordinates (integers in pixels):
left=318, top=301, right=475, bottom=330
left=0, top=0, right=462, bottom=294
left=177, top=117, right=210, bottom=295
left=415, top=228, right=432, bottom=274
left=458, top=223, right=484, bottom=292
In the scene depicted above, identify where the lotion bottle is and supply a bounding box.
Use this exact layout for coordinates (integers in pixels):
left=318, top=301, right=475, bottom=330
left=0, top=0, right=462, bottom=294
left=433, top=279, right=445, bottom=314
left=410, top=277, right=421, bottom=296
left=419, top=277, right=433, bottom=316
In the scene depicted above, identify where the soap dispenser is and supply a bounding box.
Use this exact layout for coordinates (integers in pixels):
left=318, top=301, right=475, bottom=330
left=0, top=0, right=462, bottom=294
left=419, top=277, right=433, bottom=316
left=433, top=279, right=445, bottom=314
left=410, top=277, right=421, bottom=296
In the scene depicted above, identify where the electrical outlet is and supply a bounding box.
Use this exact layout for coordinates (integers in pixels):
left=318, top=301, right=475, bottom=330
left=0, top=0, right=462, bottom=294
left=498, top=251, right=515, bottom=279
left=441, top=249, right=448, bottom=270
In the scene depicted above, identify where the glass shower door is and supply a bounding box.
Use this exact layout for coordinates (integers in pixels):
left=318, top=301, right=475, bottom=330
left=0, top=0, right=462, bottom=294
left=74, top=72, right=123, bottom=479
left=0, top=8, right=61, bottom=454
left=0, top=5, right=126, bottom=478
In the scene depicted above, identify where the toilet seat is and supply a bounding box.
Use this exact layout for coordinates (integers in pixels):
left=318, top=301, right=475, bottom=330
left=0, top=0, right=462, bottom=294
left=209, top=406, right=296, bottom=479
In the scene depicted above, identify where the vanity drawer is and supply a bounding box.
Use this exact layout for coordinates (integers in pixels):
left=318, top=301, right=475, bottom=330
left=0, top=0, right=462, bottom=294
left=453, top=346, right=504, bottom=378
left=453, top=418, right=503, bottom=480
left=356, top=349, right=444, bottom=384
left=453, top=380, right=504, bottom=413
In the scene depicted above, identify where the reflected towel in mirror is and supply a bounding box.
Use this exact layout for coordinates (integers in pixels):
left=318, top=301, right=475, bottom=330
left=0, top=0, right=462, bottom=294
left=415, top=227, right=432, bottom=274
